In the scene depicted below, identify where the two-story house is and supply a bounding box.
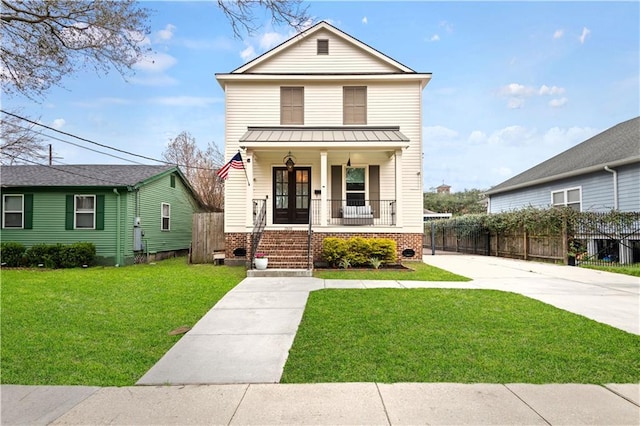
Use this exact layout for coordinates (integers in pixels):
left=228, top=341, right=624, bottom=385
left=215, top=21, right=431, bottom=269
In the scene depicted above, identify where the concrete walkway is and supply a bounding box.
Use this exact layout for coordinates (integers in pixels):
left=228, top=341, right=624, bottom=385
left=3, top=255, right=639, bottom=424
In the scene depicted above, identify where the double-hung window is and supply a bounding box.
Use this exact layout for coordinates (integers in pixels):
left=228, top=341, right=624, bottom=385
left=3, top=194, right=24, bottom=228
left=161, top=203, right=170, bottom=231
left=75, top=195, right=95, bottom=229
left=281, top=87, right=304, bottom=125
left=343, top=86, right=367, bottom=125
left=551, top=187, right=581, bottom=211
left=345, top=167, right=366, bottom=206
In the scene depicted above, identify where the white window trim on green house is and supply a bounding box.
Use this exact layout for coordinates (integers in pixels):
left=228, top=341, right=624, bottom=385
left=65, top=194, right=104, bottom=230
left=161, top=203, right=170, bottom=231
left=2, top=194, right=24, bottom=228
left=551, top=187, right=582, bottom=211
left=75, top=195, right=96, bottom=229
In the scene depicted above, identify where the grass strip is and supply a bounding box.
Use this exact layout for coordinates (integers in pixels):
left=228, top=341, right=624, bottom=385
left=313, top=261, right=470, bottom=281
left=1, top=258, right=245, bottom=386
left=282, top=288, right=640, bottom=384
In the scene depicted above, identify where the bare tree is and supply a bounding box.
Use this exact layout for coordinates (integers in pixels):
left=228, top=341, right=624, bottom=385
left=0, top=109, right=46, bottom=165
left=1, top=0, right=152, bottom=99
left=162, top=132, right=225, bottom=212
left=217, top=0, right=310, bottom=37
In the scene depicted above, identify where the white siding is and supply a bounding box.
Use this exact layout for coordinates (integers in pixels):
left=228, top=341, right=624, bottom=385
left=247, top=29, right=402, bottom=74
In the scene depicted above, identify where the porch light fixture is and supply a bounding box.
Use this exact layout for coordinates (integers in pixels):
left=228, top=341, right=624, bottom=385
left=283, top=151, right=296, bottom=172
left=347, top=152, right=351, bottom=167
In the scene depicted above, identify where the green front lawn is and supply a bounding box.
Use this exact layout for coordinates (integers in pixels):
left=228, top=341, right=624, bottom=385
left=1, top=258, right=245, bottom=386
left=314, top=261, right=470, bottom=281
left=282, top=289, right=640, bottom=384
left=582, top=263, right=640, bottom=277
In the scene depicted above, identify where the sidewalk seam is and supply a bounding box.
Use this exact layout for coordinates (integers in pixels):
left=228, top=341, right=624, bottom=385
left=374, top=383, right=392, bottom=426
left=602, top=384, right=640, bottom=407
left=227, top=384, right=250, bottom=425
left=503, top=384, right=552, bottom=426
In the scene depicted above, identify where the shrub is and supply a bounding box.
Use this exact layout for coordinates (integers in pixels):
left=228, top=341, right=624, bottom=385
left=369, top=257, right=383, bottom=269
left=322, top=237, right=397, bottom=267
left=24, top=242, right=96, bottom=268
left=0, top=242, right=26, bottom=267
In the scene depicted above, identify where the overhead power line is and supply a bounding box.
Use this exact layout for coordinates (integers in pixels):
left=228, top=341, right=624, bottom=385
left=1, top=109, right=220, bottom=172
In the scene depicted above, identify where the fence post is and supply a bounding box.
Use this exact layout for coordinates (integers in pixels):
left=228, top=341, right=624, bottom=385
left=562, top=218, right=569, bottom=265
left=431, top=221, right=435, bottom=255
left=523, top=229, right=528, bottom=260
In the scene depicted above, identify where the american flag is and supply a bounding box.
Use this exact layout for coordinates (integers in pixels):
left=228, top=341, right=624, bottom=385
left=216, top=152, right=244, bottom=180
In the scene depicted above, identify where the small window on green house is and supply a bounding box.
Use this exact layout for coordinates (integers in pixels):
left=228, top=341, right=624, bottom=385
left=170, top=175, right=176, bottom=188
left=3, top=194, right=24, bottom=228
left=161, top=203, right=170, bottom=231
left=75, top=195, right=96, bottom=229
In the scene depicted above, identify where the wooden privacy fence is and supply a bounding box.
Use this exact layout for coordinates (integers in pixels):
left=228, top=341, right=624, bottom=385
left=191, top=212, right=224, bottom=263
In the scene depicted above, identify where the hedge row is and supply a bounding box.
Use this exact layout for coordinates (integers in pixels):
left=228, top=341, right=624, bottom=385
left=322, top=237, right=396, bottom=267
left=0, top=242, right=96, bottom=268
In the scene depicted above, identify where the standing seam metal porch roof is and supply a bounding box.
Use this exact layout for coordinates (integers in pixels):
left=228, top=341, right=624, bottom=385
left=239, top=127, right=409, bottom=144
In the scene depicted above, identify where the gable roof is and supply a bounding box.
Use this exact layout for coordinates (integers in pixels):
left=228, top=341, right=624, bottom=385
left=486, top=117, right=640, bottom=195
left=2, top=164, right=180, bottom=188
left=231, top=21, right=415, bottom=75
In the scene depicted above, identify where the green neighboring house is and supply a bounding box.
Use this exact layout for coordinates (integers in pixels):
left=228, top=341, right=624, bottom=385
left=1, top=165, right=202, bottom=265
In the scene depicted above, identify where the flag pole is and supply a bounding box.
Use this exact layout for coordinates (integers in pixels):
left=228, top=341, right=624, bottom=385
left=240, top=150, right=250, bottom=186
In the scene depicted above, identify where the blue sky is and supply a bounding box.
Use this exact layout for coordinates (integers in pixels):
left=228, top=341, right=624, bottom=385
left=4, top=1, right=639, bottom=192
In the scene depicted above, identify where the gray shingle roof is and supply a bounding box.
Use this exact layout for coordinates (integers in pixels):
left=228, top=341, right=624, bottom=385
left=1, top=165, right=176, bottom=187
left=486, top=116, right=640, bottom=195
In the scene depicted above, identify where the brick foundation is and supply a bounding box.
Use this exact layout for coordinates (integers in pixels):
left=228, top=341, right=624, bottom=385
left=225, top=231, right=423, bottom=268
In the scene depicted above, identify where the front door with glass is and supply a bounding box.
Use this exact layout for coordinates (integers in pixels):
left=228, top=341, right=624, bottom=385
left=273, top=167, right=310, bottom=224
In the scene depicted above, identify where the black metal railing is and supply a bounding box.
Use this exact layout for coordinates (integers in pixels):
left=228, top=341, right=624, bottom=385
left=250, top=199, right=267, bottom=269
left=310, top=199, right=396, bottom=226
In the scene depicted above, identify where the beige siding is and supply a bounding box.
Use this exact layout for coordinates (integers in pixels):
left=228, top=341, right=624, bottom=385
left=223, top=78, right=423, bottom=233
left=247, top=29, right=401, bottom=74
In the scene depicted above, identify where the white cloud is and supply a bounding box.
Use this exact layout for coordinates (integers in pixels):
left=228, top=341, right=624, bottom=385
left=542, top=126, right=598, bottom=147
left=52, top=118, right=65, bottom=129
left=440, top=20, right=454, bottom=33
left=430, top=34, right=440, bottom=42
left=71, top=97, right=132, bottom=108
left=549, top=97, right=568, bottom=108
left=507, top=98, right=526, bottom=109
left=500, top=83, right=535, bottom=97
left=424, top=125, right=459, bottom=141
left=133, top=52, right=177, bottom=73
left=579, top=26, right=591, bottom=44
left=259, top=31, right=287, bottom=50
left=488, top=125, right=536, bottom=146
left=157, top=24, right=176, bottom=41
left=553, top=29, right=564, bottom=39
left=129, top=75, right=179, bottom=86
left=149, top=96, right=223, bottom=107
left=539, top=85, right=565, bottom=96
left=492, top=166, right=512, bottom=177
left=362, top=16, right=368, bottom=25
left=468, top=130, right=487, bottom=145
left=240, top=44, right=256, bottom=61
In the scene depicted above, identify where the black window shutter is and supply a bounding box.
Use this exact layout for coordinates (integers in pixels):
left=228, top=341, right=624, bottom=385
left=24, top=194, right=33, bottom=229
left=369, top=165, right=380, bottom=218
left=65, top=195, right=74, bottom=230
left=96, top=195, right=105, bottom=230
left=331, top=165, right=342, bottom=218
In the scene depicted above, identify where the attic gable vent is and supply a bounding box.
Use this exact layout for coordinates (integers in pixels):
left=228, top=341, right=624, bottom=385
left=317, top=39, right=329, bottom=55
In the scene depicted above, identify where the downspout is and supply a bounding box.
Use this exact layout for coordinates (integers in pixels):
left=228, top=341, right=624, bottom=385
left=113, top=188, right=122, bottom=265
left=604, top=166, right=618, bottom=210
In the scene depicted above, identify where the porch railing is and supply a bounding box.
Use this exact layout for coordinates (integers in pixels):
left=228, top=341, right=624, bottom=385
left=310, top=199, right=396, bottom=226
left=250, top=199, right=267, bottom=268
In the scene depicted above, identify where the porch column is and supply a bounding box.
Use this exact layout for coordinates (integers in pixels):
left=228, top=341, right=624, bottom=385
left=320, top=150, right=328, bottom=226
left=246, top=150, right=254, bottom=228
left=394, top=149, right=403, bottom=227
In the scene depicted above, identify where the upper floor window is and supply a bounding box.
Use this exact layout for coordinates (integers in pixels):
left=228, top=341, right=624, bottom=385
left=3, top=194, right=23, bottom=228
left=317, top=39, right=329, bottom=55
left=161, top=203, right=171, bottom=231
left=343, top=86, right=367, bottom=125
left=281, top=87, right=304, bottom=125
left=552, top=187, right=581, bottom=211
left=75, top=195, right=95, bottom=229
